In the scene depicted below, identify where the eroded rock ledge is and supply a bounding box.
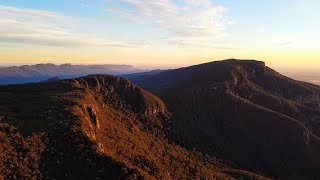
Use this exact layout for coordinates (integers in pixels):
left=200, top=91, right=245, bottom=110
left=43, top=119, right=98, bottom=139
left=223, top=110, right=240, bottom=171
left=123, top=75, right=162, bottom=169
left=69, top=75, right=166, bottom=116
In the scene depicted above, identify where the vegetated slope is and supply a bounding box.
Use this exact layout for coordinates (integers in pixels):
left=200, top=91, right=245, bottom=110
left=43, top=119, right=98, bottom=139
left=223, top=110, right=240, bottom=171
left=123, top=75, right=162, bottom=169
left=131, top=59, right=320, bottom=180
left=0, top=63, right=141, bottom=85
left=0, top=75, right=267, bottom=179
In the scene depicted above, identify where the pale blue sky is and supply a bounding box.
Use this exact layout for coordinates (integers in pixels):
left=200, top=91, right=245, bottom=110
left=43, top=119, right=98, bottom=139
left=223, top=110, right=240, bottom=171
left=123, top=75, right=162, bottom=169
left=0, top=0, right=319, bottom=69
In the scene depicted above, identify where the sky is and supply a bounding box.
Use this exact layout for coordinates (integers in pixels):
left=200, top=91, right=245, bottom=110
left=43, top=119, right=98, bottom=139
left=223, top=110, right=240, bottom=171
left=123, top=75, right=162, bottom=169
left=0, top=0, right=319, bottom=70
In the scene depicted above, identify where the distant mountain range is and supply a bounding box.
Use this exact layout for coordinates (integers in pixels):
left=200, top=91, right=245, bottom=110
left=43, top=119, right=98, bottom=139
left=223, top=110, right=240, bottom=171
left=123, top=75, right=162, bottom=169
left=1, top=59, right=320, bottom=179
left=0, top=63, right=143, bottom=85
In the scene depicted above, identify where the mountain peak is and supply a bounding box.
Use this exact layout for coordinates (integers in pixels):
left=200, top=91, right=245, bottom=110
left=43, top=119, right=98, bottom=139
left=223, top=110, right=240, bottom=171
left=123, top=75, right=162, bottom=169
left=207, top=59, right=266, bottom=71
left=220, top=59, right=265, bottom=65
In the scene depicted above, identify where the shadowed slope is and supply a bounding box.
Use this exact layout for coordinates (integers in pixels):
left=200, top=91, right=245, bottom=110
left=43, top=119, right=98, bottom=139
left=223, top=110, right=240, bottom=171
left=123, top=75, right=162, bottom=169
left=131, top=59, right=320, bottom=179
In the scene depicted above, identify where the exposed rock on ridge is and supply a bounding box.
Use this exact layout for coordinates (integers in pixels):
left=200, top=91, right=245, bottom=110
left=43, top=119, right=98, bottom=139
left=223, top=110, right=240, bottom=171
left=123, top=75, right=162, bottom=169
left=69, top=75, right=166, bottom=116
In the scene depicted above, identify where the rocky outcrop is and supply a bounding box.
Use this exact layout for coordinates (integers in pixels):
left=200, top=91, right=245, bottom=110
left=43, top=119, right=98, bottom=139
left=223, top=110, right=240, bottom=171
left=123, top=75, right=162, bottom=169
left=84, top=106, right=100, bottom=140
left=296, top=92, right=320, bottom=109
left=70, top=75, right=166, bottom=116
left=144, top=105, right=165, bottom=116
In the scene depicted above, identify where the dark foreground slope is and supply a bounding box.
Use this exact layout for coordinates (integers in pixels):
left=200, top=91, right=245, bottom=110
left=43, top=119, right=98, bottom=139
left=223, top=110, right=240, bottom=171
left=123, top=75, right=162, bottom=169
left=130, top=59, right=320, bottom=179
left=0, top=75, right=266, bottom=179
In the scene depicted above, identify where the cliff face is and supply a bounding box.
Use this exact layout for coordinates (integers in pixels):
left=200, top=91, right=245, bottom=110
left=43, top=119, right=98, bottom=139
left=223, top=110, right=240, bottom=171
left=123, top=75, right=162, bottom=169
left=69, top=75, right=166, bottom=116
left=63, top=75, right=167, bottom=145
left=0, top=75, right=168, bottom=179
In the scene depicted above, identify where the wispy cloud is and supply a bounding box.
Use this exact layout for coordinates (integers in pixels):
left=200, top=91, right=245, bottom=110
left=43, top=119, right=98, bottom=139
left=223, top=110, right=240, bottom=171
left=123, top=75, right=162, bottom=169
left=256, top=25, right=266, bottom=33
left=276, top=41, right=293, bottom=46
left=0, top=5, right=138, bottom=47
left=272, top=39, right=294, bottom=47
left=114, top=0, right=231, bottom=48
left=0, top=1, right=233, bottom=49
left=292, top=0, right=320, bottom=13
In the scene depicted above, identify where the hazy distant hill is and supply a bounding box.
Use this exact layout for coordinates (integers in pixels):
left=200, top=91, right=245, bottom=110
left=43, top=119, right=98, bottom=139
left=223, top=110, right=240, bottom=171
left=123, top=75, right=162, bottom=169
left=282, top=70, right=320, bottom=86
left=0, top=63, right=142, bottom=85
left=1, top=59, right=320, bottom=179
